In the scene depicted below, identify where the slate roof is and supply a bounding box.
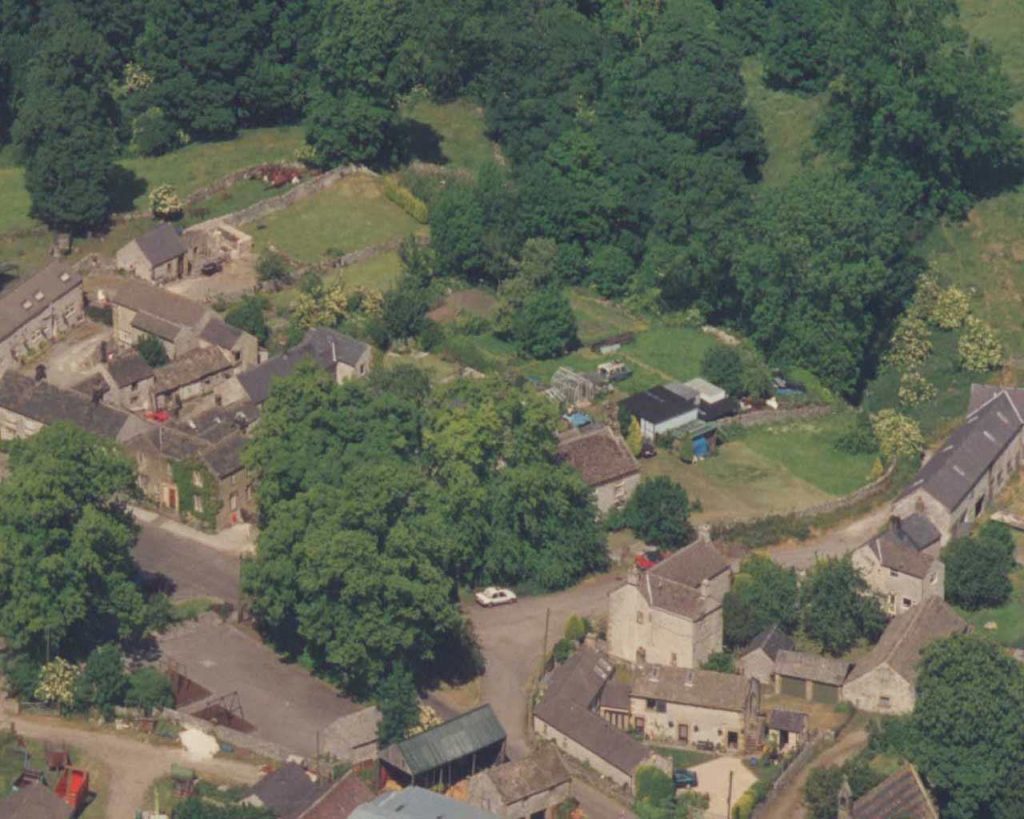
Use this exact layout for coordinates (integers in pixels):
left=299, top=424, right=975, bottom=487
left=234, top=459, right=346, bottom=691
left=767, top=709, right=808, bottom=734
left=774, top=650, right=850, bottom=686
left=0, top=261, right=82, bottom=341
left=630, top=665, right=749, bottom=713
left=846, top=598, right=970, bottom=687
left=897, top=513, right=941, bottom=551
left=620, top=386, right=696, bottom=425
left=237, top=328, right=370, bottom=404
left=599, top=679, right=631, bottom=712
left=383, top=705, right=506, bottom=777
left=902, top=390, right=1022, bottom=511
left=297, top=771, right=374, bottom=819
left=851, top=765, right=939, bottom=819
left=556, top=425, right=639, bottom=487
left=106, top=351, right=154, bottom=387
left=483, top=745, right=570, bottom=805
left=133, top=222, right=187, bottom=266
left=651, top=539, right=731, bottom=587
left=0, top=371, right=140, bottom=441
left=200, top=315, right=243, bottom=349
left=534, top=647, right=653, bottom=776
left=0, top=785, right=73, bottom=819
left=862, top=534, right=934, bottom=580
left=153, top=347, right=233, bottom=393
left=200, top=432, right=247, bottom=478
left=129, top=425, right=208, bottom=462
left=968, top=382, right=1024, bottom=417
left=174, top=401, right=259, bottom=443
left=132, top=311, right=183, bottom=341
left=247, top=763, right=320, bottom=818
left=103, top=277, right=207, bottom=326
left=352, top=787, right=499, bottom=819
left=741, top=625, right=795, bottom=661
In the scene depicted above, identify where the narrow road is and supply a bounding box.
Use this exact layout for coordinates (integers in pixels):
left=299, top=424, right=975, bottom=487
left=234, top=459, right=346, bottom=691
left=758, top=728, right=869, bottom=819
left=765, top=504, right=891, bottom=570
left=10, top=714, right=262, bottom=819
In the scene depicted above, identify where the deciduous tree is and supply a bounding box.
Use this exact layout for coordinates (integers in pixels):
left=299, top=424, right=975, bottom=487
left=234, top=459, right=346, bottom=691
left=617, top=476, right=693, bottom=547
left=800, top=556, right=885, bottom=656
left=943, top=522, right=1016, bottom=611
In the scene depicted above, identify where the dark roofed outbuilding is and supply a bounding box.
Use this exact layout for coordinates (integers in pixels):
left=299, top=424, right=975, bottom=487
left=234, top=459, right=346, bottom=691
left=243, top=762, right=321, bottom=817
left=380, top=705, right=507, bottom=788
left=0, top=785, right=73, bottom=819
left=134, top=223, right=187, bottom=267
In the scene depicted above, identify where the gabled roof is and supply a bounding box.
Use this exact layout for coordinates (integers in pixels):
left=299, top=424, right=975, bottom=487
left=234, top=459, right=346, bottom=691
left=352, top=787, right=499, bottom=819
left=741, top=625, right=795, bottom=661
left=297, top=771, right=373, bottom=819
left=132, top=311, right=184, bottom=342
left=482, top=745, right=570, bottom=805
left=173, top=401, right=259, bottom=443
left=199, top=315, right=243, bottom=349
left=860, top=529, right=936, bottom=580
left=200, top=432, right=247, bottom=478
left=620, top=386, right=696, bottom=425
left=247, top=762, right=320, bottom=817
left=106, top=351, right=154, bottom=387
left=630, top=665, right=749, bottom=713
left=129, top=425, right=208, bottom=462
left=774, top=650, right=850, bottom=686
left=0, top=371, right=143, bottom=442
left=767, top=709, right=808, bottom=734
left=0, top=785, right=73, bottom=819
left=897, top=513, right=941, bottom=551
left=651, top=539, right=730, bottom=587
left=153, top=347, right=233, bottom=393
left=133, top=222, right=187, bottom=266
left=0, top=261, right=82, bottom=342
left=237, top=328, right=370, bottom=404
left=968, top=383, right=1024, bottom=417
left=846, top=598, right=969, bottom=687
left=102, top=277, right=207, bottom=327
left=383, top=705, right=506, bottom=777
left=851, top=765, right=939, bottom=819
left=902, top=391, right=1022, bottom=511
left=556, top=425, right=639, bottom=487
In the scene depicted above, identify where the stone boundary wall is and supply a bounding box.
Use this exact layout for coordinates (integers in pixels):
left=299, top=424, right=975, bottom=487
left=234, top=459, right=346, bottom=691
left=749, top=732, right=824, bottom=819
left=720, top=404, right=832, bottom=428
left=182, top=162, right=308, bottom=207
left=221, top=165, right=371, bottom=228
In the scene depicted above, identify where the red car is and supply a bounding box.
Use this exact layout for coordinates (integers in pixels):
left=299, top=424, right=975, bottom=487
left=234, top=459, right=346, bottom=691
left=635, top=549, right=666, bottom=570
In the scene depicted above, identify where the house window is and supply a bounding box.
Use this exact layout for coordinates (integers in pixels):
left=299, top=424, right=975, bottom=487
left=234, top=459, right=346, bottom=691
left=635, top=717, right=645, bottom=733
left=131, top=382, right=138, bottom=392
left=230, top=493, right=238, bottom=511
left=889, top=569, right=899, bottom=578
left=879, top=695, right=891, bottom=709
left=975, top=496, right=985, bottom=518
left=902, top=598, right=912, bottom=609
left=670, top=653, right=677, bottom=666
left=637, top=612, right=644, bottom=625
left=193, top=495, right=203, bottom=514
left=645, top=699, right=666, bottom=713
left=192, top=472, right=203, bottom=488
left=234, top=350, right=241, bottom=363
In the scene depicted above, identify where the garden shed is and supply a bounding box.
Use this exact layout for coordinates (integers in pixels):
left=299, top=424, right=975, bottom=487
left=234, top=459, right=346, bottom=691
left=379, top=705, right=507, bottom=789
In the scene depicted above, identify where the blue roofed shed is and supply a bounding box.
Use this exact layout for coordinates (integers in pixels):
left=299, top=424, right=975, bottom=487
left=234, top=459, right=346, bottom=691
left=380, top=705, right=507, bottom=788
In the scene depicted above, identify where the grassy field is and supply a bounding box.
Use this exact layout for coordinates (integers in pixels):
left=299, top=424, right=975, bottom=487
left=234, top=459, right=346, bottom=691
left=401, top=95, right=498, bottom=172
left=741, top=59, right=826, bottom=187
left=252, top=174, right=423, bottom=263
left=0, top=167, right=36, bottom=235
left=569, top=289, right=646, bottom=344
left=183, top=178, right=285, bottom=226
left=738, top=413, right=879, bottom=496
left=957, top=567, right=1024, bottom=648
left=330, top=250, right=405, bottom=291
left=961, top=0, right=1024, bottom=125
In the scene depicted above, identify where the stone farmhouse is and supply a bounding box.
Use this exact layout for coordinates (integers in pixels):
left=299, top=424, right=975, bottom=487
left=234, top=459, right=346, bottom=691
left=0, top=371, right=147, bottom=443
left=852, top=515, right=944, bottom=615
left=893, top=387, right=1024, bottom=546
left=737, top=626, right=795, bottom=686
left=97, top=277, right=258, bottom=368
left=466, top=746, right=572, bottom=819
left=843, top=598, right=969, bottom=715
left=153, top=346, right=235, bottom=411
left=219, top=327, right=372, bottom=407
left=0, top=262, right=83, bottom=375
left=629, top=664, right=762, bottom=752
left=116, top=223, right=189, bottom=283
left=607, top=537, right=731, bottom=668
left=71, top=351, right=156, bottom=413
left=556, top=424, right=640, bottom=513
left=533, top=647, right=670, bottom=792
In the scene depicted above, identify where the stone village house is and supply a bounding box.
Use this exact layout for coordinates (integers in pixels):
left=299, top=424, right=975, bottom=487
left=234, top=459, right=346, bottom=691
left=773, top=651, right=850, bottom=704
left=608, top=538, right=731, bottom=669
left=116, top=223, right=189, bottom=283
left=72, top=351, right=156, bottom=413
left=466, top=745, right=572, bottom=819
left=737, top=625, right=795, bottom=686
left=555, top=424, right=640, bottom=513
left=0, top=262, right=84, bottom=375
left=852, top=515, right=944, bottom=615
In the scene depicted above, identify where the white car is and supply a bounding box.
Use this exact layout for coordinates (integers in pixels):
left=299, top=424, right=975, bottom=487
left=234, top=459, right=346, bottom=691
left=475, top=587, right=518, bottom=607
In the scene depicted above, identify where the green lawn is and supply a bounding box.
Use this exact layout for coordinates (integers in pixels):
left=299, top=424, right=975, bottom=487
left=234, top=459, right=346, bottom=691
left=651, top=746, right=715, bottom=770
left=741, top=58, right=826, bottom=187
left=329, top=250, right=404, bottom=291
left=621, top=325, right=718, bottom=384
left=252, top=174, right=423, bottom=263
left=569, top=289, right=647, bottom=345
left=738, top=413, right=879, bottom=496
left=961, top=0, right=1024, bottom=126
left=401, top=95, right=498, bottom=172
left=957, top=567, right=1024, bottom=648
left=0, top=167, right=36, bottom=235
left=183, top=178, right=285, bottom=226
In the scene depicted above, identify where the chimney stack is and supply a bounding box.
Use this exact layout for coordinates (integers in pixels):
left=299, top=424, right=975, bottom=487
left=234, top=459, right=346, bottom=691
left=890, top=515, right=903, bottom=539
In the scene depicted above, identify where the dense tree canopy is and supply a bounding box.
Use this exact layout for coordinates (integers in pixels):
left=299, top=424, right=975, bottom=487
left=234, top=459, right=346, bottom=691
left=0, top=424, right=151, bottom=660
left=943, top=522, right=1016, bottom=610
left=242, top=365, right=606, bottom=692
left=614, top=476, right=693, bottom=547
left=800, top=556, right=886, bottom=655
left=723, top=554, right=800, bottom=648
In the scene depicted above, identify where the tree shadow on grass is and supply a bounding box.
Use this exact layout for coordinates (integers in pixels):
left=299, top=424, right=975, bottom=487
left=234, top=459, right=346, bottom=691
left=389, top=119, right=447, bottom=167
left=108, top=165, right=148, bottom=214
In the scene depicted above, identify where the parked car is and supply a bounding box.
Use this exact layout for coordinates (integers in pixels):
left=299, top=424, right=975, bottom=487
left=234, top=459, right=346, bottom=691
left=475, top=587, right=517, bottom=607
left=673, top=768, right=698, bottom=789
left=639, top=441, right=657, bottom=459
left=201, top=260, right=223, bottom=276
left=635, top=549, right=666, bottom=571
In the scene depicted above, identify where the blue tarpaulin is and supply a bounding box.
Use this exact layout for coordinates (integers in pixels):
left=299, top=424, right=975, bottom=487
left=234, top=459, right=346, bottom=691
left=693, top=436, right=710, bottom=457
left=565, top=412, right=592, bottom=428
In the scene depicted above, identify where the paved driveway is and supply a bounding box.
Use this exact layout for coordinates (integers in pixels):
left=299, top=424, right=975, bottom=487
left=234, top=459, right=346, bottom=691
left=158, top=617, right=359, bottom=758
left=134, top=517, right=242, bottom=606
left=689, top=756, right=758, bottom=819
